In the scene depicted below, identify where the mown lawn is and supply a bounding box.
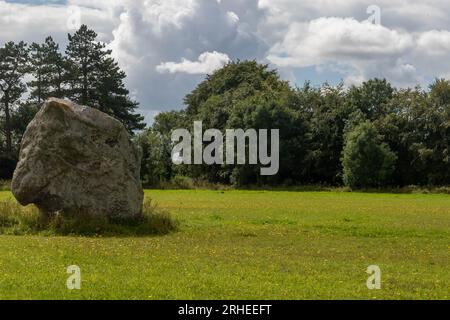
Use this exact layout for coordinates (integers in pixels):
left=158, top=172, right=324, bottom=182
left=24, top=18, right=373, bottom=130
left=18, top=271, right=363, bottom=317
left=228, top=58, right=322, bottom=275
left=0, top=190, right=449, bottom=299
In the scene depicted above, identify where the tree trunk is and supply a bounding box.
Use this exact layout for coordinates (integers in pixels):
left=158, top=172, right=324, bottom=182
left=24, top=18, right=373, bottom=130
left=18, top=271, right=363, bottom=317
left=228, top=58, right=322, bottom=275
left=82, top=66, right=88, bottom=105
left=38, top=73, right=42, bottom=104
left=4, top=98, right=12, bottom=153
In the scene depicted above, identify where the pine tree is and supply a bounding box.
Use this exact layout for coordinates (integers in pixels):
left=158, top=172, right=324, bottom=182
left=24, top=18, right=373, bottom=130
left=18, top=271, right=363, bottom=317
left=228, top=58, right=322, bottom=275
left=47, top=37, right=67, bottom=99
left=28, top=37, right=67, bottom=103
left=44, top=37, right=66, bottom=99
left=0, top=41, right=29, bottom=154
left=66, top=25, right=106, bottom=104
left=66, top=25, right=144, bottom=132
left=95, top=57, right=145, bottom=132
left=28, top=42, right=46, bottom=104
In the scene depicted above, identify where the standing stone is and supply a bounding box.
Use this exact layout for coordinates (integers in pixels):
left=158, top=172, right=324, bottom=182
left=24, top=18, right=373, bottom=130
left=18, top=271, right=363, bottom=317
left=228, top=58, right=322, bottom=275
left=12, top=98, right=143, bottom=219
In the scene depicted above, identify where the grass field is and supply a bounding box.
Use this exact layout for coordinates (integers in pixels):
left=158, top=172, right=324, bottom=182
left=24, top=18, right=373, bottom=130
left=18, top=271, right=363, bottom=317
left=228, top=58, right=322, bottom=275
left=0, top=190, right=449, bottom=300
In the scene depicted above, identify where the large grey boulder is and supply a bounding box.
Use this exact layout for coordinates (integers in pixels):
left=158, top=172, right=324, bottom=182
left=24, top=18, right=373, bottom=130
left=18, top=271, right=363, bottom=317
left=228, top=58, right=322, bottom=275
left=12, top=98, right=143, bottom=219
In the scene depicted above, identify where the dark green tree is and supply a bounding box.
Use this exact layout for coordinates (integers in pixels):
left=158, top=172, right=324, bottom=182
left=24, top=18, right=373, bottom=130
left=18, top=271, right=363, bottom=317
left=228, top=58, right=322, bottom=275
left=347, top=78, right=394, bottom=120
left=430, top=78, right=450, bottom=107
left=28, top=37, right=67, bottom=103
left=136, top=129, right=173, bottom=186
left=0, top=41, right=29, bottom=154
left=10, top=102, right=39, bottom=144
left=28, top=42, right=46, bottom=104
left=182, top=60, right=301, bottom=185
left=378, top=83, right=450, bottom=185
left=66, top=25, right=144, bottom=132
left=66, top=25, right=106, bottom=105
left=342, top=121, right=397, bottom=188
left=95, top=56, right=145, bottom=132
left=301, top=82, right=355, bottom=184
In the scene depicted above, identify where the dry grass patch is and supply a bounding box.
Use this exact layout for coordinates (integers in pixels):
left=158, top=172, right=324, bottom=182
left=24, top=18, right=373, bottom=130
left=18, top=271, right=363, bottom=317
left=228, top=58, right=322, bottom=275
left=0, top=198, right=178, bottom=236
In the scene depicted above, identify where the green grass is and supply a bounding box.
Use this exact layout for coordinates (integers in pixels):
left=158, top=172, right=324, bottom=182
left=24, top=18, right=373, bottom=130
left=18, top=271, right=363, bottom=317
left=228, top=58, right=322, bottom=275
left=0, top=190, right=449, bottom=299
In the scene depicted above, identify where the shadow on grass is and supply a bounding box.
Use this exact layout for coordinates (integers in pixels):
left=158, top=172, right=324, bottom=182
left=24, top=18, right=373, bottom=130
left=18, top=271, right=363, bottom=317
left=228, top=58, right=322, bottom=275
left=143, top=179, right=450, bottom=195
left=0, top=199, right=178, bottom=237
left=234, top=184, right=450, bottom=194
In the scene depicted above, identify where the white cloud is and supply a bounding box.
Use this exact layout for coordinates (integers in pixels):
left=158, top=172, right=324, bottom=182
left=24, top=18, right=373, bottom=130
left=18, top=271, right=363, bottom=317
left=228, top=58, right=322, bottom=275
left=258, top=0, right=450, bottom=32
left=259, top=0, right=450, bottom=87
left=416, top=30, right=450, bottom=56
left=267, top=18, right=414, bottom=68
left=2, top=0, right=450, bottom=118
left=266, top=17, right=420, bottom=86
left=156, top=51, right=230, bottom=74
left=107, top=0, right=265, bottom=111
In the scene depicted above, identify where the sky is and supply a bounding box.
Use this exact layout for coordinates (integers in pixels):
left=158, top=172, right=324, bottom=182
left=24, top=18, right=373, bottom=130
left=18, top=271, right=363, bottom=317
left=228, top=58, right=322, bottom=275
left=1, top=0, right=450, bottom=124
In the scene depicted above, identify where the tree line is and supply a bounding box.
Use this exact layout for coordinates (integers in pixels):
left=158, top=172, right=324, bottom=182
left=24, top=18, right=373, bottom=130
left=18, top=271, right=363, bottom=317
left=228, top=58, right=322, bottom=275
left=137, top=61, right=450, bottom=188
left=0, top=25, right=145, bottom=178
left=1, top=26, right=449, bottom=188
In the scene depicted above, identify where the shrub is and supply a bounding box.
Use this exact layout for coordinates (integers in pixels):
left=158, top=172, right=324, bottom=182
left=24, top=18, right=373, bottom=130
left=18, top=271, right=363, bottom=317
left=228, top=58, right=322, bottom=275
left=0, top=200, right=42, bottom=234
left=0, top=180, right=11, bottom=191
left=342, top=121, right=397, bottom=189
left=171, top=175, right=195, bottom=189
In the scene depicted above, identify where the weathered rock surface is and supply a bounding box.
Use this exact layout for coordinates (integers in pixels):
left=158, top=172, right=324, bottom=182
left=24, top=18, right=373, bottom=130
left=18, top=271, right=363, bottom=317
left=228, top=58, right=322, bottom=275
left=12, top=98, right=143, bottom=219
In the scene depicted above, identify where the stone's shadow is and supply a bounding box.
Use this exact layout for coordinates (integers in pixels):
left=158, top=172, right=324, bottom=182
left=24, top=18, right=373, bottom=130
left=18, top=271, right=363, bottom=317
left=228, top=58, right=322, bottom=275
left=0, top=198, right=178, bottom=237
